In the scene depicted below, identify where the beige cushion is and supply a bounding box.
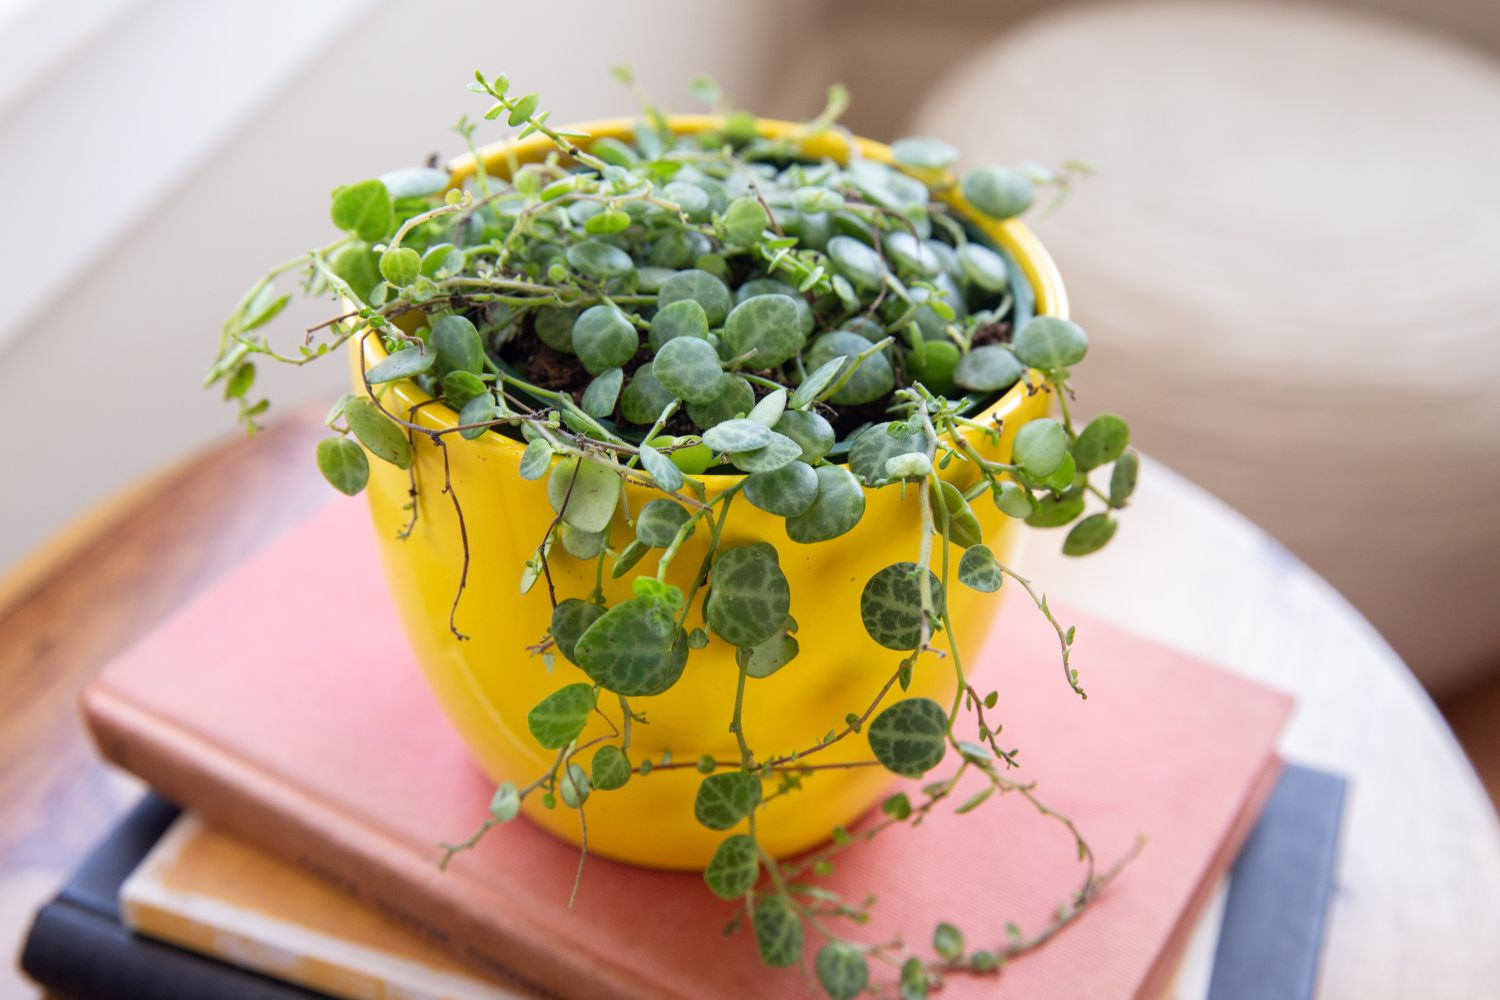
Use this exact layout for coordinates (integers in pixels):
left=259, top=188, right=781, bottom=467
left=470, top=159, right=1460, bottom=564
left=912, top=0, right=1500, bottom=692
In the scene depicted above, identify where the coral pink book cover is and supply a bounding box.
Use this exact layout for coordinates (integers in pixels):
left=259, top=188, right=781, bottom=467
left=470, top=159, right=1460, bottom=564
left=83, top=499, right=1291, bottom=1000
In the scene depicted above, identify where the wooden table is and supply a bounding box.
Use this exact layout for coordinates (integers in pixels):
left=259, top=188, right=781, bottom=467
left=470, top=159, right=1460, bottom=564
left=3, top=414, right=1498, bottom=998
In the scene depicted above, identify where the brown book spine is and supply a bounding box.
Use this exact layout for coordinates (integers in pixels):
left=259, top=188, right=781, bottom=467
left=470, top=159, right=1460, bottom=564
left=81, top=682, right=666, bottom=1000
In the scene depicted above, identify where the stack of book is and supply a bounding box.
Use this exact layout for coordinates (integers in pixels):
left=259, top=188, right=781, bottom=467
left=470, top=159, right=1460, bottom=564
left=21, top=501, right=1347, bottom=999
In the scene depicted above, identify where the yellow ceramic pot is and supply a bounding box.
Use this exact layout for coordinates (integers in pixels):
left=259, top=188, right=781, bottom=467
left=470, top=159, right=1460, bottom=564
left=353, top=117, right=1066, bottom=870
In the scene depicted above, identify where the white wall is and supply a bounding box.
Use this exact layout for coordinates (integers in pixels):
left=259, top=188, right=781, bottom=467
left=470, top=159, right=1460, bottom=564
left=0, top=0, right=809, bottom=569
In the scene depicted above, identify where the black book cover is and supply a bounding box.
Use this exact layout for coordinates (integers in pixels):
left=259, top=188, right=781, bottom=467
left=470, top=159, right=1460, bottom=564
left=19, top=794, right=327, bottom=1000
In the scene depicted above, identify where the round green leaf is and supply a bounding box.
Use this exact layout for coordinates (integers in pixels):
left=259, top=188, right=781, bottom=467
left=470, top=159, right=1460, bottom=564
left=526, top=683, right=595, bottom=750
left=724, top=294, right=804, bottom=369
left=551, top=598, right=605, bottom=665
left=1012, top=418, right=1068, bottom=479
left=744, top=462, right=818, bottom=517
left=546, top=457, right=623, bottom=534
left=365, top=345, right=436, bottom=384
left=891, top=135, right=958, bottom=170
left=702, top=418, right=772, bottom=453
left=560, top=524, right=607, bottom=559
left=848, top=422, right=935, bottom=486
left=664, top=434, right=714, bottom=473
left=1063, top=512, right=1118, bottom=556
left=343, top=397, right=412, bottom=470
left=559, top=762, right=590, bottom=808
left=739, top=628, right=800, bottom=678
left=704, top=834, right=759, bottom=900
left=637, top=441, right=684, bottom=492
left=1073, top=414, right=1130, bottom=472
left=958, top=544, right=1003, bottom=593
left=315, top=436, right=369, bottom=496
left=729, top=432, right=802, bottom=474
left=566, top=239, right=635, bottom=280
left=573, top=598, right=689, bottom=696
left=958, top=242, right=1010, bottom=292
left=826, top=234, right=886, bottom=291
left=786, top=466, right=866, bottom=543
left=884, top=231, right=941, bottom=277
left=585, top=208, right=631, bottom=235
left=900, top=956, right=931, bottom=999
left=489, top=782, right=521, bottom=822
left=581, top=367, right=624, bottom=418
left=686, top=374, right=754, bottom=429
left=620, top=366, right=676, bottom=425
left=591, top=744, right=632, bottom=791
left=1043, top=451, right=1077, bottom=492
left=330, top=244, right=379, bottom=302
left=441, top=370, right=487, bottom=409
left=378, top=247, right=420, bottom=287
left=518, top=438, right=552, bottom=480
left=707, top=544, right=791, bottom=648
left=381, top=166, right=449, bottom=199
left=861, top=563, right=945, bottom=650
left=906, top=338, right=961, bottom=396
left=954, top=345, right=1024, bottom=393
left=721, top=196, right=769, bottom=246
left=1109, top=450, right=1140, bottom=508
left=431, top=314, right=484, bottom=375
left=773, top=410, right=835, bottom=463
left=648, top=298, right=709, bottom=351
left=457, top=392, right=495, bottom=440
left=694, top=770, right=762, bottom=830
left=534, top=306, right=576, bottom=353
left=928, top=480, right=984, bottom=549
left=636, top=499, right=693, bottom=547
left=752, top=895, right=804, bottom=969
left=653, top=336, right=726, bottom=405
left=1012, top=315, right=1088, bottom=370
left=663, top=181, right=710, bottom=220
left=934, top=922, right=965, bottom=961
left=993, top=480, right=1036, bottom=518
left=736, top=280, right=814, bottom=333
left=961, top=165, right=1034, bottom=220
left=868, top=697, right=949, bottom=777
left=330, top=179, right=394, bottom=241
left=805, top=331, right=894, bottom=406
left=657, top=268, right=733, bottom=325
left=571, top=305, right=638, bottom=375
left=816, top=941, right=870, bottom=1000
left=1026, top=492, right=1087, bottom=528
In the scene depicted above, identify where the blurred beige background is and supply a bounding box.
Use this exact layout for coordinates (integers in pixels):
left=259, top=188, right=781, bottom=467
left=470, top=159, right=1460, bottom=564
left=1, top=0, right=1497, bottom=703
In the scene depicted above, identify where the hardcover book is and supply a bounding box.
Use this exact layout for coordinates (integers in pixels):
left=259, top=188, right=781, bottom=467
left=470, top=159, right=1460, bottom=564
left=82, top=499, right=1294, bottom=999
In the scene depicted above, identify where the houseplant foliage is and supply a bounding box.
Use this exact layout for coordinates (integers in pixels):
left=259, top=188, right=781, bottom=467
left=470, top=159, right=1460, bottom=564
left=208, top=70, right=1139, bottom=996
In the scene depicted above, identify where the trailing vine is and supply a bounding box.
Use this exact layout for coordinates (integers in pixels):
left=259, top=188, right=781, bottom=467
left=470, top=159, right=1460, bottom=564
left=209, top=70, right=1140, bottom=998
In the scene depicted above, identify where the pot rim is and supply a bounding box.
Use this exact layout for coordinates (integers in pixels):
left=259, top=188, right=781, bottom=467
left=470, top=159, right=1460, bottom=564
left=358, top=115, right=1069, bottom=482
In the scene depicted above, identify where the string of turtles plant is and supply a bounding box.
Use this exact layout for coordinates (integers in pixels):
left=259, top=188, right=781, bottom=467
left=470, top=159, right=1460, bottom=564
left=208, top=70, right=1141, bottom=998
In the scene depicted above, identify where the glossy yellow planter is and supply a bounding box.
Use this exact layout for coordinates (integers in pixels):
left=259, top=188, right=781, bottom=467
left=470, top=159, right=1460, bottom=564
left=353, top=117, right=1066, bottom=870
